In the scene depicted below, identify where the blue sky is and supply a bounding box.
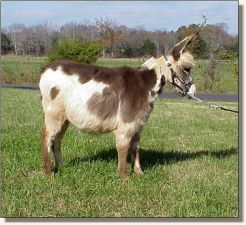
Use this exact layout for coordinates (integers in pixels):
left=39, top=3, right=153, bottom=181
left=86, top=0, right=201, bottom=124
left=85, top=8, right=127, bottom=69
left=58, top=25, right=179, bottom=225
left=1, top=1, right=238, bottom=35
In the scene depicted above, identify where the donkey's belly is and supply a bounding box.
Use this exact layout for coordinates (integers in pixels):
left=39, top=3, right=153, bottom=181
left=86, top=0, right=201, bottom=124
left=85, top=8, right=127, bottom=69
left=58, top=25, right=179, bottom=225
left=65, top=86, right=118, bottom=133
left=67, top=110, right=118, bottom=133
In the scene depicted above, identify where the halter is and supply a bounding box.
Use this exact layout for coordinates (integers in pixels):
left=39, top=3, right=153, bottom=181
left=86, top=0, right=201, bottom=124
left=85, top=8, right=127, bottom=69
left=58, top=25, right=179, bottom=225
left=163, top=54, right=193, bottom=93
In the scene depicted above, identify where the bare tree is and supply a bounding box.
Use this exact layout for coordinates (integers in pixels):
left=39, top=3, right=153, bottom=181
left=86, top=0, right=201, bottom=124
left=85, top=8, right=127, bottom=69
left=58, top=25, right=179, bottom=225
left=8, top=23, right=25, bottom=55
left=201, top=23, right=229, bottom=59
left=4, top=19, right=237, bottom=59
left=96, top=18, right=123, bottom=57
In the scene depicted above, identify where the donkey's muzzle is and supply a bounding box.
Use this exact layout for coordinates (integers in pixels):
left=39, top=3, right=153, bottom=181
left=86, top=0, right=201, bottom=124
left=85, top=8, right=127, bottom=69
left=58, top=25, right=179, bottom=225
left=187, top=84, right=196, bottom=97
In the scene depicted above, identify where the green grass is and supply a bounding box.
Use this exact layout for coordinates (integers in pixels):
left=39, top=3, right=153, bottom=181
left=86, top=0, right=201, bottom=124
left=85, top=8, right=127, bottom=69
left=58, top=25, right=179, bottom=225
left=192, top=60, right=238, bottom=94
left=1, top=55, right=238, bottom=93
left=1, top=56, right=47, bottom=85
left=1, top=88, right=238, bottom=217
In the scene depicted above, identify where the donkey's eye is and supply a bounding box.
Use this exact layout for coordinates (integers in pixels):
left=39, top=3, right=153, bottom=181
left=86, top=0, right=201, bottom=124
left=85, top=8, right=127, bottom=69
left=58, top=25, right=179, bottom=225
left=182, top=68, right=191, bottom=75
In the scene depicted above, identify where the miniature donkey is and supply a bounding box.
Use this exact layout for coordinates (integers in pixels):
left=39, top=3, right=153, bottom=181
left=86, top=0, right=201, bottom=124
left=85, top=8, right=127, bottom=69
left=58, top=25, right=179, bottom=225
left=39, top=33, right=197, bottom=179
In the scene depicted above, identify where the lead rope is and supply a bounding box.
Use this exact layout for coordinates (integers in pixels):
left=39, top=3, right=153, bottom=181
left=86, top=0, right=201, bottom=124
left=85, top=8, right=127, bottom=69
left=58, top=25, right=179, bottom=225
left=185, top=92, right=239, bottom=114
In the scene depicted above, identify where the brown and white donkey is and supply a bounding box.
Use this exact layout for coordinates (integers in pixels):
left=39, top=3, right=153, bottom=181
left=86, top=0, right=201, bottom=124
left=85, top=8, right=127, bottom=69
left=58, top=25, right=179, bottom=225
left=39, top=34, right=197, bottom=179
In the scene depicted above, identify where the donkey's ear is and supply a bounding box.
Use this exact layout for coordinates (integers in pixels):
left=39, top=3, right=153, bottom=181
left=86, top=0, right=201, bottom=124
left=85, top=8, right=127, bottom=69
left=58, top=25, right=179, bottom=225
left=171, top=31, right=199, bottom=60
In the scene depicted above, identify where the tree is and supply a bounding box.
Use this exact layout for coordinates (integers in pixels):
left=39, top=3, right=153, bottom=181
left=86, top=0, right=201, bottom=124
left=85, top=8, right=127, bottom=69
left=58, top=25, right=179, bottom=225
left=200, top=23, right=229, bottom=59
left=4, top=19, right=238, bottom=59
left=176, top=24, right=207, bottom=58
left=96, top=18, right=124, bottom=57
left=139, top=39, right=156, bottom=56
left=7, top=23, right=25, bottom=55
left=1, top=32, right=13, bottom=54
left=120, top=45, right=133, bottom=57
left=35, top=22, right=54, bottom=55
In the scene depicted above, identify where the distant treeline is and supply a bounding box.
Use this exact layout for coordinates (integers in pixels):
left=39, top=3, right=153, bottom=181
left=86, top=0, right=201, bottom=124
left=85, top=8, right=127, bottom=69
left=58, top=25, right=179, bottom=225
left=1, top=18, right=238, bottom=59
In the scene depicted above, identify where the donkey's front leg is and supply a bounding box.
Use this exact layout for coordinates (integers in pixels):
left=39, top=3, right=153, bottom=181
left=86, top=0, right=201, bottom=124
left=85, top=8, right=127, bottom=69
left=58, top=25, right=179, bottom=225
left=115, top=132, right=131, bottom=180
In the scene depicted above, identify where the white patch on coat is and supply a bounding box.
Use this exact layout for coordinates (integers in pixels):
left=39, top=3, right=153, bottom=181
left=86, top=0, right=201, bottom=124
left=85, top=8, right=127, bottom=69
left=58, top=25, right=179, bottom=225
left=47, top=141, right=52, bottom=153
left=40, top=67, right=121, bottom=134
left=148, top=92, right=158, bottom=105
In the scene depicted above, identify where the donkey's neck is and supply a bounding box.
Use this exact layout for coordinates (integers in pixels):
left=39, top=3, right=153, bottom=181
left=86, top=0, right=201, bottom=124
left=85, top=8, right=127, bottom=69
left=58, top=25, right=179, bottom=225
left=141, top=55, right=171, bottom=104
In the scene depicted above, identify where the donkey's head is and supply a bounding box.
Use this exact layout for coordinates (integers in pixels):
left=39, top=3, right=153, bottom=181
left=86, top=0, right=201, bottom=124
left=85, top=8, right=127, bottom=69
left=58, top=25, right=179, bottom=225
left=141, top=32, right=197, bottom=97
left=167, top=33, right=198, bottom=96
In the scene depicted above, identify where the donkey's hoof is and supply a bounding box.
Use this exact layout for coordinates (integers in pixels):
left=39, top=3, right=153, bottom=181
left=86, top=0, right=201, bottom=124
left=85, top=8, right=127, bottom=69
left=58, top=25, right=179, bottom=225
left=43, top=168, right=53, bottom=176
left=134, top=167, right=144, bottom=176
left=119, top=171, right=129, bottom=181
left=52, top=167, right=59, bottom=174
left=122, top=175, right=129, bottom=181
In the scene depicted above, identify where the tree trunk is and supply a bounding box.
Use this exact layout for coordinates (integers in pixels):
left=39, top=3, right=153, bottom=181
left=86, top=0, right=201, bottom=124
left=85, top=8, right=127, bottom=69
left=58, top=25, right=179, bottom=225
left=12, top=32, right=18, bottom=55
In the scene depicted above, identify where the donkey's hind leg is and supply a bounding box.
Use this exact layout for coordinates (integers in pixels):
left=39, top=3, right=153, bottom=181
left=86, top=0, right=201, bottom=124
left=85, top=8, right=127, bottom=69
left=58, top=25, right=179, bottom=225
left=42, top=112, right=68, bottom=175
left=129, top=132, right=143, bottom=176
left=52, top=120, right=69, bottom=172
left=42, top=125, right=52, bottom=175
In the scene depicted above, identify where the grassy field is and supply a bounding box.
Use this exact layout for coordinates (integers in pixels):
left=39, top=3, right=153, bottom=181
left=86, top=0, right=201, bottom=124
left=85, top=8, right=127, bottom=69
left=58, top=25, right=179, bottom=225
left=1, top=88, right=238, bottom=217
left=1, top=55, right=238, bottom=93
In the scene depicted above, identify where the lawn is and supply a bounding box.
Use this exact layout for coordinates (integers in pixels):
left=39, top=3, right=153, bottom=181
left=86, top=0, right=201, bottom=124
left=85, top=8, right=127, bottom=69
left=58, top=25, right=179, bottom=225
left=1, top=88, right=238, bottom=217
left=1, top=55, right=238, bottom=94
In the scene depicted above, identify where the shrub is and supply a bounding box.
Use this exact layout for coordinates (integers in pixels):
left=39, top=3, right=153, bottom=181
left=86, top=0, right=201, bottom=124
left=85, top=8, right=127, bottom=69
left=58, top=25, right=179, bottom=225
left=48, top=39, right=103, bottom=64
left=202, top=59, right=220, bottom=92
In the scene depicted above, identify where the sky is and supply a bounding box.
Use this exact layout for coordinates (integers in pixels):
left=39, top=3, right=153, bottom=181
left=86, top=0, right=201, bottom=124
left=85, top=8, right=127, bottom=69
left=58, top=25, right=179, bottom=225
left=1, top=1, right=238, bottom=35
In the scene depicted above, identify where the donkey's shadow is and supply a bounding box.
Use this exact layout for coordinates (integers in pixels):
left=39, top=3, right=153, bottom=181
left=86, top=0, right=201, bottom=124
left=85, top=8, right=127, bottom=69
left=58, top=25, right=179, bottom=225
left=68, top=147, right=237, bottom=170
